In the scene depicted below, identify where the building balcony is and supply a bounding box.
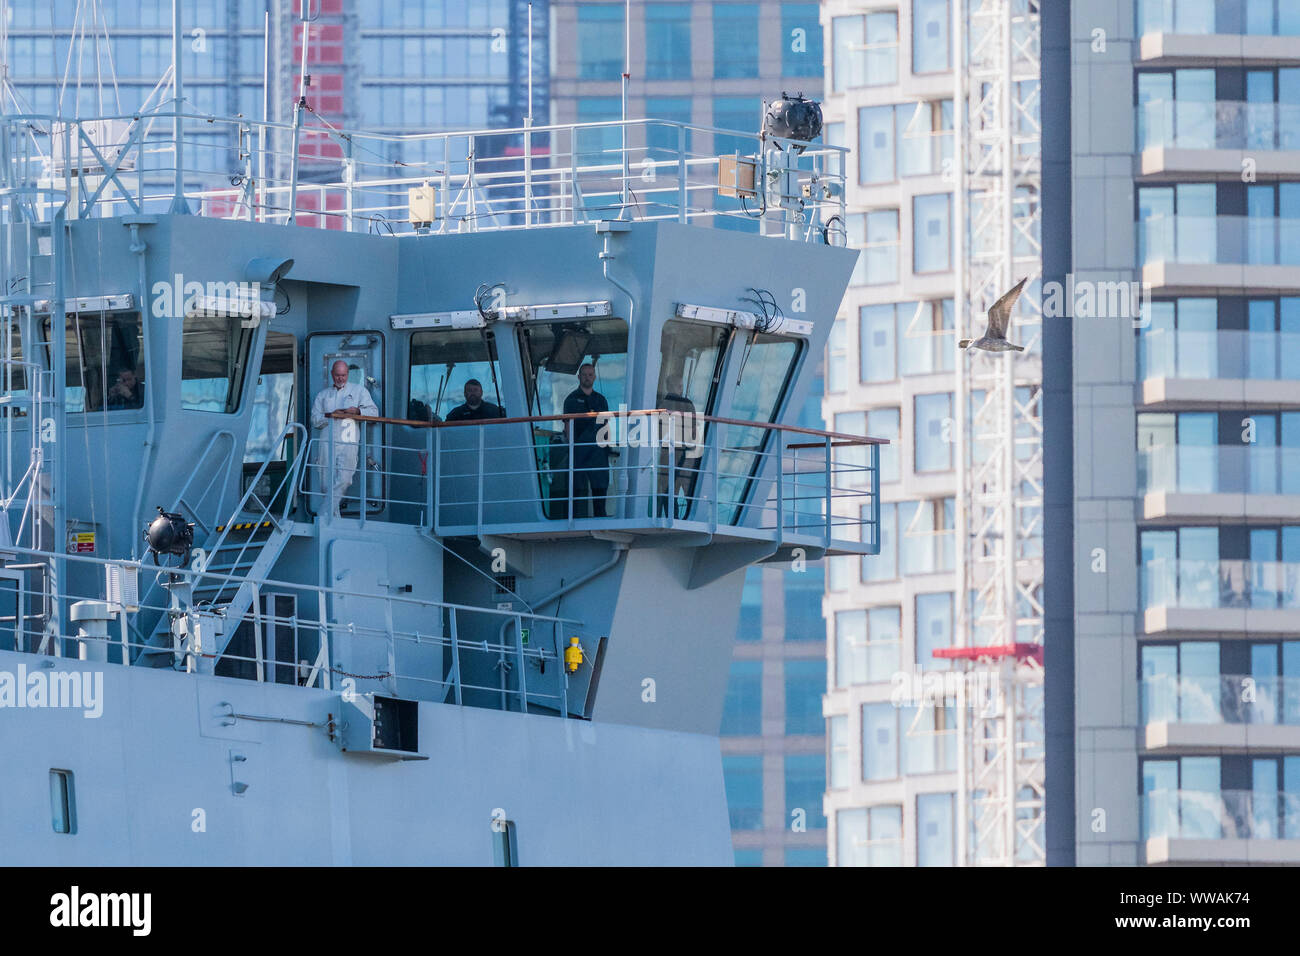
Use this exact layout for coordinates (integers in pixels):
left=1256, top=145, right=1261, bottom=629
left=1138, top=444, right=1300, bottom=520
left=1138, top=0, right=1300, bottom=65
left=1140, top=557, right=1300, bottom=635
left=1139, top=215, right=1300, bottom=293
left=1143, top=789, right=1300, bottom=864
left=1142, top=674, right=1300, bottom=751
left=1137, top=328, right=1300, bottom=408
left=1138, top=100, right=1300, bottom=178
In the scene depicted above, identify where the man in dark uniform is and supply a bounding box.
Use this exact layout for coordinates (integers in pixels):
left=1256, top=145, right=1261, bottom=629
left=562, top=363, right=610, bottom=517
left=445, top=378, right=504, bottom=421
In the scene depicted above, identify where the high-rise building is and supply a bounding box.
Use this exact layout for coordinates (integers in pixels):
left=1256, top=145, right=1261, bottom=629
left=821, top=0, right=1044, bottom=866
left=1044, top=0, right=1300, bottom=866
left=1, top=0, right=543, bottom=220
left=549, top=0, right=831, bottom=866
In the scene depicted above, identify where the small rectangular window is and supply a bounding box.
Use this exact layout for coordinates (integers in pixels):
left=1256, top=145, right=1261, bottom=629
left=46, top=311, right=144, bottom=413
left=50, top=769, right=75, bottom=834
left=181, top=315, right=256, bottom=414
left=493, top=820, right=518, bottom=867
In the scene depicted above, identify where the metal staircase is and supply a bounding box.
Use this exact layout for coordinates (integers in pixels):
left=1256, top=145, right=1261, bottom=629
left=136, top=423, right=309, bottom=672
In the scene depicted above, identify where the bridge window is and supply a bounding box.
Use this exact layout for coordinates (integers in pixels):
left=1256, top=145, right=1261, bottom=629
left=245, top=332, right=297, bottom=464
left=46, top=311, right=144, bottom=413
left=718, top=333, right=802, bottom=524
left=408, top=327, right=502, bottom=421
left=181, top=315, right=255, bottom=413
left=658, top=320, right=727, bottom=517
left=519, top=319, right=628, bottom=519
left=519, top=318, right=628, bottom=417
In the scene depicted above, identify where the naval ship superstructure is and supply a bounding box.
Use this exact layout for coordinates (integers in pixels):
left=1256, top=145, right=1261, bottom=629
left=0, top=93, right=880, bottom=863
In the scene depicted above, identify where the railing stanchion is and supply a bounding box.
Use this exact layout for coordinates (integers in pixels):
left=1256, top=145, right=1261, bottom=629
left=776, top=439, right=784, bottom=544
left=359, top=423, right=368, bottom=527
left=513, top=613, right=528, bottom=712
left=677, top=124, right=687, bottom=224
left=449, top=607, right=462, bottom=705
left=567, top=419, right=575, bottom=528
left=555, top=622, right=568, bottom=717
left=426, top=427, right=436, bottom=530
left=824, top=435, right=833, bottom=549
left=477, top=425, right=485, bottom=533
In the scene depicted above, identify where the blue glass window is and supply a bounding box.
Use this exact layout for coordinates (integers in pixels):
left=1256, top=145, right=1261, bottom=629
left=917, top=792, right=955, bottom=865
left=913, top=193, right=952, bottom=273
left=829, top=714, right=850, bottom=787
left=781, top=3, right=823, bottom=78
left=723, top=755, right=763, bottom=829
left=575, top=96, right=623, bottom=173
left=863, top=502, right=898, bottom=581
left=646, top=96, right=693, bottom=158
left=862, top=702, right=898, bottom=780
left=577, top=5, right=625, bottom=80
left=914, top=392, right=954, bottom=472
left=646, top=3, right=693, bottom=80
left=784, top=564, right=825, bottom=641
left=734, top=847, right=763, bottom=865
left=901, top=299, right=955, bottom=375
left=912, top=0, right=951, bottom=74
left=785, top=659, right=826, bottom=735
left=860, top=303, right=898, bottom=381
left=863, top=210, right=900, bottom=285
left=737, top=567, right=762, bottom=642
left=714, top=4, right=759, bottom=78
left=784, top=754, right=828, bottom=830
left=713, top=96, right=760, bottom=156
left=915, top=591, right=954, bottom=667
left=858, top=105, right=895, bottom=184
left=785, top=846, right=827, bottom=866
left=721, top=660, right=762, bottom=735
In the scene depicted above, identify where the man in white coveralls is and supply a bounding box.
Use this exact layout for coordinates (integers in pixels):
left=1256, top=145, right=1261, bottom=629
left=311, top=359, right=379, bottom=517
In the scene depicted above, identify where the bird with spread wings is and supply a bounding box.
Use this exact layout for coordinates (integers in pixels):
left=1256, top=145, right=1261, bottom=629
left=959, top=277, right=1028, bottom=352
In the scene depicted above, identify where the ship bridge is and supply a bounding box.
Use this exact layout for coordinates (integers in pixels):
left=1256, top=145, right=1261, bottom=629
left=0, top=107, right=882, bottom=731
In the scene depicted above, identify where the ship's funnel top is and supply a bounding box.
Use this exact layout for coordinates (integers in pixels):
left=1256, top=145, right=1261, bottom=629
left=245, top=257, right=295, bottom=284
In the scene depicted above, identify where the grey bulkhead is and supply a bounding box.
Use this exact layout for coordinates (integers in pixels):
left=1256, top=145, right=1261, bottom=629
left=46, top=214, right=853, bottom=734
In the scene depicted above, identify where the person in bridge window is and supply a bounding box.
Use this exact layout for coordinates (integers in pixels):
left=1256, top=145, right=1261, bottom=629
left=311, top=359, right=378, bottom=518
left=562, top=363, right=611, bottom=518
left=445, top=379, right=504, bottom=421
left=106, top=367, right=144, bottom=410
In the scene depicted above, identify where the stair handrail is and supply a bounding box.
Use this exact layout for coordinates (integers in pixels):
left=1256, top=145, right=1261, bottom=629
left=196, top=422, right=307, bottom=588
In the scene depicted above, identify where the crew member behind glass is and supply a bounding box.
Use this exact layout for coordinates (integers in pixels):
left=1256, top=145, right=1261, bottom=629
left=311, top=359, right=378, bottom=518
left=562, top=362, right=611, bottom=517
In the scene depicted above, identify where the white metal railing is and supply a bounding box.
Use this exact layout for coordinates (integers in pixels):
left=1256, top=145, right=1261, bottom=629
left=0, top=110, right=848, bottom=243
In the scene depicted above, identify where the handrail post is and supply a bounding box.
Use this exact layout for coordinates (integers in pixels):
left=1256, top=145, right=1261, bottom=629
left=870, top=443, right=880, bottom=552
left=775, top=434, right=784, bottom=543
left=513, top=614, right=529, bottom=712
left=569, top=127, right=579, bottom=225
left=666, top=415, right=676, bottom=524
left=477, top=425, right=485, bottom=533
left=425, top=427, right=435, bottom=529
left=327, top=422, right=336, bottom=521
left=554, top=622, right=568, bottom=717
left=344, top=138, right=355, bottom=233
left=358, top=422, right=368, bottom=527
left=823, top=435, right=833, bottom=549
left=709, top=425, right=720, bottom=533
left=567, top=418, right=575, bottom=527
left=449, top=607, right=462, bottom=705
left=677, top=124, right=687, bottom=223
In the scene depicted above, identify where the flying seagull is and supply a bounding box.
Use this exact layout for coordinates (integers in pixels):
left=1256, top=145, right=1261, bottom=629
left=959, top=277, right=1028, bottom=352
